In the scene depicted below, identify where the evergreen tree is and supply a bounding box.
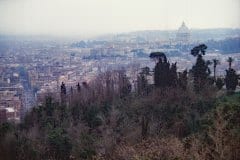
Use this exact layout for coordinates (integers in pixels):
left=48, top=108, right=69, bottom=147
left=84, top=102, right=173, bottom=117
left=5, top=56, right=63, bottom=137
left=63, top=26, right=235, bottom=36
left=150, top=52, right=177, bottom=88
left=216, top=78, right=224, bottom=90
left=169, top=62, right=178, bottom=87
left=178, top=70, right=188, bottom=90
left=61, top=82, right=66, bottom=95
left=190, top=44, right=211, bottom=92
left=61, top=82, right=67, bottom=104
left=47, top=128, right=72, bottom=160
left=227, top=57, right=234, bottom=69
left=225, top=57, right=238, bottom=93
left=225, top=68, right=238, bottom=93
left=76, top=82, right=81, bottom=92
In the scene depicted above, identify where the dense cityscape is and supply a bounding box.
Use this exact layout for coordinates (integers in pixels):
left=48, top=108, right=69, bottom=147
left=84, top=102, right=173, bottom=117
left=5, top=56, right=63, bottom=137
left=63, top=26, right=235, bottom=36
left=1, top=0, right=240, bottom=159
left=1, top=22, right=240, bottom=123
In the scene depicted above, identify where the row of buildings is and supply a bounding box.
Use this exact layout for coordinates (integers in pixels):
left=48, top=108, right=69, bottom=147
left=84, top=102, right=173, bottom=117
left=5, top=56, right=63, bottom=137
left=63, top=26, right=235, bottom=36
left=1, top=22, right=239, bottom=123
left=0, top=86, right=23, bottom=123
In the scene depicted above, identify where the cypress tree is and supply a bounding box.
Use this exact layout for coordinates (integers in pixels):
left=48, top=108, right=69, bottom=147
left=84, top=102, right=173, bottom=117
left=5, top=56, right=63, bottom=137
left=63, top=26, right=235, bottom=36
left=225, top=68, right=238, bottom=93
left=150, top=52, right=177, bottom=88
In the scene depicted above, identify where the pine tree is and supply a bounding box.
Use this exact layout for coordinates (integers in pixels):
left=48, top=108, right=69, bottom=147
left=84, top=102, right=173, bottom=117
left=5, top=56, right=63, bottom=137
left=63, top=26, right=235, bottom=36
left=61, top=82, right=67, bottom=104
left=227, top=57, right=234, bottom=69
left=190, top=44, right=211, bottom=92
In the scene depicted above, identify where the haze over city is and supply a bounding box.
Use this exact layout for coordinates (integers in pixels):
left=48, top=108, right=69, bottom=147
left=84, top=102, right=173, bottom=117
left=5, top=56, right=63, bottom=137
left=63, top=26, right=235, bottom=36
left=0, top=0, right=240, bottom=159
left=0, top=0, right=240, bottom=37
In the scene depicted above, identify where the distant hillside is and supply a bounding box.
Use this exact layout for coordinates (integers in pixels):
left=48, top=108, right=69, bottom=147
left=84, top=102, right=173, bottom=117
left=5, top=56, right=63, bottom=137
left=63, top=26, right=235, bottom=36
left=96, top=28, right=240, bottom=42
left=206, top=37, right=240, bottom=54
left=190, top=28, right=240, bottom=41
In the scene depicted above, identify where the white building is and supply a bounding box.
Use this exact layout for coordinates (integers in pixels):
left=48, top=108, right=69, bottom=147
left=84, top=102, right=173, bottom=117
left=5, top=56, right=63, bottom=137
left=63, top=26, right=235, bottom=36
left=176, top=22, right=191, bottom=44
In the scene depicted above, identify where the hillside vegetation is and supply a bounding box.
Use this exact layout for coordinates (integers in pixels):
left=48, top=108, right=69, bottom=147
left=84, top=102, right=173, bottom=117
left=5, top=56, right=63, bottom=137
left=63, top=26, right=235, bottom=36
left=0, top=45, right=239, bottom=160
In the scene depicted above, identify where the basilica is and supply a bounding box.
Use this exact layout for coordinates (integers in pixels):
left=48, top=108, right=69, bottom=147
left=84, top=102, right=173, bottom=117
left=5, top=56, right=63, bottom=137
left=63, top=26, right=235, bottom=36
left=176, top=22, right=191, bottom=44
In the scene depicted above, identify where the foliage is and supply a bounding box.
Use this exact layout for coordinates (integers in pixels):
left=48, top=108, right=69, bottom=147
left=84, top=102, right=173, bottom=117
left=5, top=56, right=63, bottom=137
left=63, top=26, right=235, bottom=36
left=216, top=78, right=224, bottom=90
left=190, top=44, right=211, bottom=92
left=47, top=128, right=72, bottom=160
left=225, top=68, right=238, bottom=93
left=0, top=45, right=239, bottom=160
left=151, top=52, right=178, bottom=88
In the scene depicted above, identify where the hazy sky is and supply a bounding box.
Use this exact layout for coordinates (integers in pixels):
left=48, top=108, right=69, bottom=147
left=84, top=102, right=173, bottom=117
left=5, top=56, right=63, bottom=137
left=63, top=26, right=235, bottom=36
left=0, top=0, right=239, bottom=37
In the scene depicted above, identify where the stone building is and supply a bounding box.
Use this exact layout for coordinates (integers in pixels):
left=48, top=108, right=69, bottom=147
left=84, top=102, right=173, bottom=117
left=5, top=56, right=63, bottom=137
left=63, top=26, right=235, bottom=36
left=176, top=22, right=191, bottom=44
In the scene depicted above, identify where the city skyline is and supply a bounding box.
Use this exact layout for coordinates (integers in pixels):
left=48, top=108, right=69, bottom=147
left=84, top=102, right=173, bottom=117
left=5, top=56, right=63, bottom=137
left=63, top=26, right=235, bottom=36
left=0, top=0, right=240, bottom=38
